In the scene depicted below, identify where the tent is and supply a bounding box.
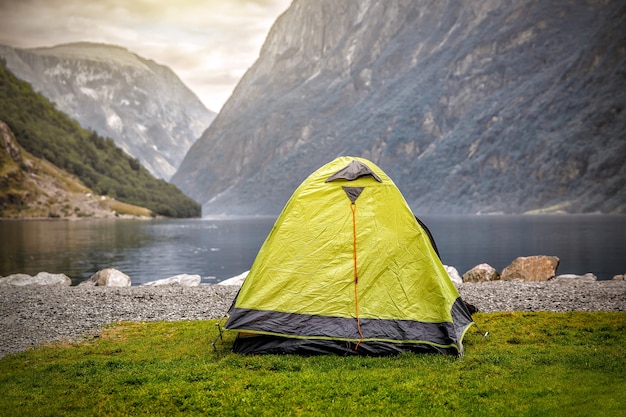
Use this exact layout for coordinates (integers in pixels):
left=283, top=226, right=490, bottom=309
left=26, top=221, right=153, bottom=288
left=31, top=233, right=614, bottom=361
left=224, top=156, right=473, bottom=355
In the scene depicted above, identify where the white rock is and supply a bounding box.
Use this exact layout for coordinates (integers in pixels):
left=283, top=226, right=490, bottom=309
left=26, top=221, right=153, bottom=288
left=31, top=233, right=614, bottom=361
left=142, top=274, right=201, bottom=287
left=214, top=270, right=249, bottom=286
left=444, top=265, right=462, bottom=286
left=463, top=263, right=500, bottom=283
left=0, top=274, right=32, bottom=286
left=34, top=272, right=72, bottom=286
left=0, top=272, right=71, bottom=286
left=79, top=268, right=131, bottom=287
left=554, top=273, right=597, bottom=282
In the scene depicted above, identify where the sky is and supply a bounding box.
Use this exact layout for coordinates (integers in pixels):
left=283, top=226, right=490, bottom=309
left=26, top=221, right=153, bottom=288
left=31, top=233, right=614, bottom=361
left=0, top=0, right=292, bottom=112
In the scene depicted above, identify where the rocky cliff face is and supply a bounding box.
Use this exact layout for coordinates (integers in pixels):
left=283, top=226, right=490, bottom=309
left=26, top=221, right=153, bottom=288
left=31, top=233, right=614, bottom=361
left=0, top=42, right=215, bottom=180
left=172, top=0, right=626, bottom=215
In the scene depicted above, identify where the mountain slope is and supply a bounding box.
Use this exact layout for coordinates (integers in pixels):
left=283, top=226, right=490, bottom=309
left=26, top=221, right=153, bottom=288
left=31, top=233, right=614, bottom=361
left=0, top=42, right=215, bottom=180
left=0, top=60, right=200, bottom=218
left=0, top=120, right=152, bottom=219
left=172, top=0, right=626, bottom=215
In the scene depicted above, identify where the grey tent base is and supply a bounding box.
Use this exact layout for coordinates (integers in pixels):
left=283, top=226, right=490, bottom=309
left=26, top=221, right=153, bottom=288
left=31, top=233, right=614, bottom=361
left=232, top=335, right=460, bottom=356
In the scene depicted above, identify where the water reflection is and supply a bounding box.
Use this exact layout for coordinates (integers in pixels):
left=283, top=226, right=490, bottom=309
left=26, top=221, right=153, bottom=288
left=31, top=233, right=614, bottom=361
left=1, top=218, right=274, bottom=285
left=423, top=214, right=625, bottom=280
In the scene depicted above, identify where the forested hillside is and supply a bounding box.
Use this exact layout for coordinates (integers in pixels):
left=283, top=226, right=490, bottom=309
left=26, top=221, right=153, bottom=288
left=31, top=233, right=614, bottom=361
left=0, top=59, right=200, bottom=218
left=0, top=43, right=215, bottom=180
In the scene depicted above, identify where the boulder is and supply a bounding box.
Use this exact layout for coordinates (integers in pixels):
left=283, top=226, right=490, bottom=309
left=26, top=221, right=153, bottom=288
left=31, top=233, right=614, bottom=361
left=79, top=268, right=131, bottom=287
left=0, top=272, right=71, bottom=286
left=554, top=273, right=597, bottom=282
left=462, top=263, right=500, bottom=283
left=214, top=270, right=249, bottom=286
left=34, top=272, right=72, bottom=286
left=444, top=265, right=462, bottom=286
left=142, top=274, right=201, bottom=287
left=0, top=273, right=32, bottom=286
left=612, top=274, right=625, bottom=281
left=501, top=256, right=560, bottom=281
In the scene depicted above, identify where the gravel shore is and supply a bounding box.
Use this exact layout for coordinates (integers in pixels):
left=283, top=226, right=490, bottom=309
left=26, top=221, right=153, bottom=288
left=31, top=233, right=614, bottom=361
left=1, top=280, right=625, bottom=359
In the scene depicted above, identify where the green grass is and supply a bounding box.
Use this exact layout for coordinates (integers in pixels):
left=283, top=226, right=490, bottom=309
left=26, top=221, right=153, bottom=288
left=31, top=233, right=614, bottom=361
left=0, top=312, right=624, bottom=416
left=104, top=198, right=153, bottom=217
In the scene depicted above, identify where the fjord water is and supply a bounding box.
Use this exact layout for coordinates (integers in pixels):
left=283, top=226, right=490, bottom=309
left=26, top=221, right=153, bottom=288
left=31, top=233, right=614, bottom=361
left=0, top=218, right=274, bottom=286
left=1, top=215, right=624, bottom=285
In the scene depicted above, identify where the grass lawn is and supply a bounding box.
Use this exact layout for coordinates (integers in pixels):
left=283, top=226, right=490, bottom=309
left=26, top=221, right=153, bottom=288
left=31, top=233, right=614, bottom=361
left=0, top=312, right=623, bottom=416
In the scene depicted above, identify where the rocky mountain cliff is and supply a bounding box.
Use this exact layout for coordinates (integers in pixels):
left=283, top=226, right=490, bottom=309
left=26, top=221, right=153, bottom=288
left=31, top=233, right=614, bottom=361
left=172, top=0, right=625, bottom=215
left=0, top=42, right=215, bottom=180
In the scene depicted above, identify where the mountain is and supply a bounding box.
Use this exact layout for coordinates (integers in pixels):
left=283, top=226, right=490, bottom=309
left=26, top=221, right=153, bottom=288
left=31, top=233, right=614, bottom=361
left=172, top=0, right=626, bottom=216
left=0, top=60, right=201, bottom=218
left=0, top=42, right=215, bottom=180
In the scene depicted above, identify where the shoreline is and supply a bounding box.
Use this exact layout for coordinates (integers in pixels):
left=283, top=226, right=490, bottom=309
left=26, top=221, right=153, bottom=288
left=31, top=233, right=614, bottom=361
left=0, top=214, right=161, bottom=222
left=1, top=280, right=624, bottom=359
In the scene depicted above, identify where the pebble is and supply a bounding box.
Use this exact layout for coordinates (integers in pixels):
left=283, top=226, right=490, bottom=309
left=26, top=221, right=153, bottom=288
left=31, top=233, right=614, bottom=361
left=1, top=281, right=624, bottom=359
left=0, top=285, right=239, bottom=359
left=457, top=280, right=626, bottom=313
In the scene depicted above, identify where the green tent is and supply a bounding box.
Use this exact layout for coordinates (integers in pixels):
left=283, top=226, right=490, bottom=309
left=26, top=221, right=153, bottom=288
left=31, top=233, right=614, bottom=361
left=225, top=156, right=473, bottom=355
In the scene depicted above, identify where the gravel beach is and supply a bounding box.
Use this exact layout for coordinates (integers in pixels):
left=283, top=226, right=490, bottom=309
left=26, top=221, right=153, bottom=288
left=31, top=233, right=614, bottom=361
left=1, top=280, right=625, bottom=358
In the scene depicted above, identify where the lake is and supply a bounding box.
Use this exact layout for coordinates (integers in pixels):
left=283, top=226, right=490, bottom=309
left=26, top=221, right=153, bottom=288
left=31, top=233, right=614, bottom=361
left=1, top=215, right=624, bottom=285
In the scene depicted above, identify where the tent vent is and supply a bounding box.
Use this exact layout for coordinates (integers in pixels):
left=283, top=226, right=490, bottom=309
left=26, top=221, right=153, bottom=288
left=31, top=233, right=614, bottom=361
left=326, top=160, right=382, bottom=183
left=342, top=187, right=364, bottom=204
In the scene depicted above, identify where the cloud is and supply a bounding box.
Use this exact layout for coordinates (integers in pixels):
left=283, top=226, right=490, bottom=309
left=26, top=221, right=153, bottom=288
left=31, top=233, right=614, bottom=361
left=0, top=0, right=292, bottom=111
